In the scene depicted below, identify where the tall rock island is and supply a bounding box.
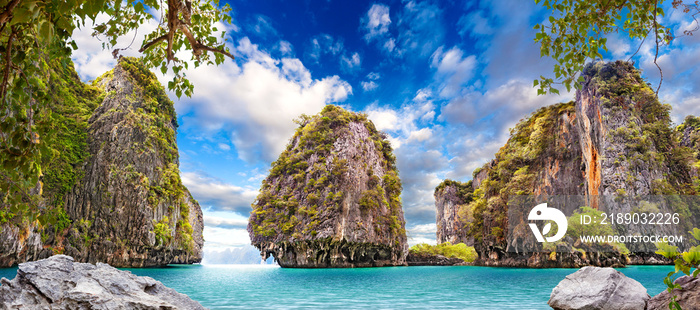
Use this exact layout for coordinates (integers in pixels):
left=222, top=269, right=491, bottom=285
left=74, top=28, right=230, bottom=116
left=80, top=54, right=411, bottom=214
left=248, top=105, right=408, bottom=267
left=436, top=61, right=700, bottom=267
left=434, top=180, right=474, bottom=245
left=0, top=57, right=203, bottom=267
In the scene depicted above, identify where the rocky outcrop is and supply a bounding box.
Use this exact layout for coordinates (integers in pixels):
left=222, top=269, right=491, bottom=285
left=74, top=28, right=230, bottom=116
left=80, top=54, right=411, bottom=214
left=434, top=180, right=473, bottom=245
left=471, top=162, right=492, bottom=189
left=550, top=267, right=700, bottom=310
left=0, top=58, right=203, bottom=267
left=678, top=115, right=700, bottom=181
left=573, top=62, right=693, bottom=252
left=646, top=275, right=700, bottom=310
left=478, top=241, right=626, bottom=268
left=405, top=252, right=466, bottom=266
left=437, top=61, right=700, bottom=267
left=679, top=116, right=700, bottom=149
left=248, top=105, right=408, bottom=267
left=626, top=253, right=673, bottom=265
left=0, top=255, right=204, bottom=309
left=61, top=58, right=203, bottom=267
left=0, top=224, right=47, bottom=267
left=548, top=266, right=649, bottom=310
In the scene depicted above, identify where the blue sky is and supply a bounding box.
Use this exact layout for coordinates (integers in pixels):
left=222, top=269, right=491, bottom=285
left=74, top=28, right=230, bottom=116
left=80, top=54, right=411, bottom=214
left=70, top=0, right=700, bottom=260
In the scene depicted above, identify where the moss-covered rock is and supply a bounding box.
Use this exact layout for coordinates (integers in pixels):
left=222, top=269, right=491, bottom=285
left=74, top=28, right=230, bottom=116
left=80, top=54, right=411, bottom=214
left=406, top=242, right=477, bottom=266
left=0, top=57, right=203, bottom=267
left=467, top=101, right=585, bottom=253
left=437, top=61, right=700, bottom=267
left=434, top=179, right=474, bottom=245
left=248, top=105, right=408, bottom=267
left=678, top=115, right=700, bottom=193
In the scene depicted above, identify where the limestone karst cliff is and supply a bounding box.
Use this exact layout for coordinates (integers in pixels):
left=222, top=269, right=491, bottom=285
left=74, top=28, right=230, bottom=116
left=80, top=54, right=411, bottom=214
left=0, top=57, right=203, bottom=267
left=248, top=105, right=408, bottom=267
left=677, top=115, right=700, bottom=179
left=434, top=180, right=474, bottom=245
left=436, top=61, right=700, bottom=267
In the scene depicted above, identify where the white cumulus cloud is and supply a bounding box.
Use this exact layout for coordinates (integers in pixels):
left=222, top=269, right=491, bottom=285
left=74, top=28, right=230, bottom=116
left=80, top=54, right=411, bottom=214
left=363, top=4, right=392, bottom=41
left=180, top=171, right=259, bottom=215
left=174, top=37, right=352, bottom=163
left=431, top=46, right=478, bottom=98
left=361, top=81, right=378, bottom=92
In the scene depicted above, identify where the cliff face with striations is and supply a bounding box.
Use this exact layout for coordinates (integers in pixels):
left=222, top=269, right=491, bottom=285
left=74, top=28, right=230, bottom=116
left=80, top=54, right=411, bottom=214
left=437, top=61, right=700, bottom=267
left=0, top=57, right=203, bottom=267
left=248, top=105, right=408, bottom=267
left=434, top=180, right=474, bottom=245
left=677, top=115, right=700, bottom=182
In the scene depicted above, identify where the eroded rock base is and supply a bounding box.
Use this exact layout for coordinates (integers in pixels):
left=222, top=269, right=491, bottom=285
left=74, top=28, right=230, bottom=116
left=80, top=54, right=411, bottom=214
left=255, top=238, right=406, bottom=268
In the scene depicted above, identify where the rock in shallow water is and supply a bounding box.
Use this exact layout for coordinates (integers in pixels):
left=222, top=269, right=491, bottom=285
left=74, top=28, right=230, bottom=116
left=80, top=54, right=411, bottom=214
left=0, top=255, right=205, bottom=310
left=405, top=252, right=466, bottom=266
left=248, top=105, right=408, bottom=268
left=548, top=266, right=649, bottom=310
left=646, top=275, right=700, bottom=310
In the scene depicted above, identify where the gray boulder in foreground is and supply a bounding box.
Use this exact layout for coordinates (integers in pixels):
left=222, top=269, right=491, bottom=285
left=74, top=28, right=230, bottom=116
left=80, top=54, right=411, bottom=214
left=0, top=255, right=205, bottom=310
left=646, top=275, right=700, bottom=310
left=548, top=266, right=649, bottom=310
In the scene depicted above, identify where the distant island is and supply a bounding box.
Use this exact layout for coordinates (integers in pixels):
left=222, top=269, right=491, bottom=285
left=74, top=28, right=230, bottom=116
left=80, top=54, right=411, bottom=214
left=248, top=105, right=408, bottom=267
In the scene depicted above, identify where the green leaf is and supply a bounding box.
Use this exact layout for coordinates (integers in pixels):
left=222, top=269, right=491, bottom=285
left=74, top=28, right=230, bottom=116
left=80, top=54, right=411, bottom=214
left=10, top=6, right=33, bottom=25
left=682, top=246, right=700, bottom=265
left=690, top=228, right=700, bottom=241
left=38, top=20, right=53, bottom=41
left=656, top=242, right=679, bottom=259
left=671, top=301, right=682, bottom=310
left=676, top=259, right=691, bottom=275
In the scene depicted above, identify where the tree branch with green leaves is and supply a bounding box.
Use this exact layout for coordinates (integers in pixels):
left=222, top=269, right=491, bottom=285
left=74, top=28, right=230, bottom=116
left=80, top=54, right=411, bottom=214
left=0, top=0, right=233, bottom=222
left=533, top=0, right=699, bottom=95
left=656, top=228, right=700, bottom=310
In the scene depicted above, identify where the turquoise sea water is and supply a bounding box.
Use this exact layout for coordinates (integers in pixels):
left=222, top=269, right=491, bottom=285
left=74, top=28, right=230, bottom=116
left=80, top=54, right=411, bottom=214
left=0, top=264, right=673, bottom=309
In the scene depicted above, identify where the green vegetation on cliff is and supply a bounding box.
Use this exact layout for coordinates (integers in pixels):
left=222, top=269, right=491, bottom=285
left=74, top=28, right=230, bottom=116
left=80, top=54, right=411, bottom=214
left=435, top=179, right=473, bottom=199
left=107, top=57, right=194, bottom=253
left=0, top=57, right=101, bottom=232
left=565, top=207, right=629, bottom=255
left=439, top=61, right=700, bottom=265
left=583, top=61, right=695, bottom=195
left=1, top=57, right=202, bottom=266
left=434, top=179, right=476, bottom=241
left=40, top=59, right=101, bottom=208
left=467, top=102, right=576, bottom=245
left=468, top=62, right=697, bottom=246
left=250, top=105, right=402, bottom=241
left=0, top=0, right=232, bottom=227
left=409, top=242, right=477, bottom=263
left=677, top=115, right=700, bottom=193
left=248, top=105, right=408, bottom=267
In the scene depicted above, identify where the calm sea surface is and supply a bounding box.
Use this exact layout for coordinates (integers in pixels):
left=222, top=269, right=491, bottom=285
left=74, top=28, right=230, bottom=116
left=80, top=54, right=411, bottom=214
left=0, top=264, right=673, bottom=309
